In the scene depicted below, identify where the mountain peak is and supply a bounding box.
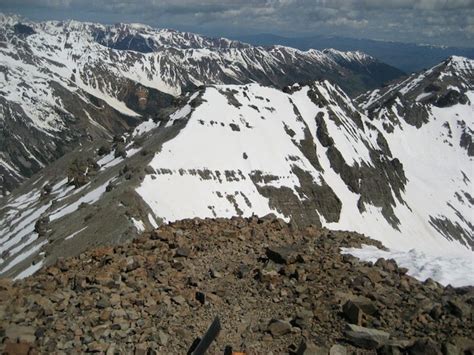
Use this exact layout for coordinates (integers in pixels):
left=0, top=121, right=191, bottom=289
left=0, top=13, right=24, bottom=25
left=360, top=56, right=474, bottom=111
left=447, top=55, right=473, bottom=65
left=445, top=55, right=474, bottom=77
left=323, top=48, right=374, bottom=63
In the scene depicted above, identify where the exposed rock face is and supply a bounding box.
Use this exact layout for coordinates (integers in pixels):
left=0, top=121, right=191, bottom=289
left=66, top=158, right=99, bottom=188
left=0, top=217, right=472, bottom=354
left=344, top=324, right=390, bottom=349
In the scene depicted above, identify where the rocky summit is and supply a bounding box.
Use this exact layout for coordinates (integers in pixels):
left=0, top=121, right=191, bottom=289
left=1, top=216, right=473, bottom=354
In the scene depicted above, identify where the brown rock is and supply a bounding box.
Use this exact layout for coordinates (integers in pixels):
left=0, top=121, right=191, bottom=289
left=172, top=295, right=186, bottom=305
left=296, top=340, right=328, bottom=354
left=134, top=343, right=148, bottom=355
left=87, top=341, right=108, bottom=353
left=158, top=330, right=169, bottom=346
left=268, top=319, right=292, bottom=336
left=329, top=344, right=348, bottom=355
left=366, top=269, right=383, bottom=284
left=446, top=299, right=469, bottom=318
left=407, top=338, right=441, bottom=355
left=344, top=324, right=390, bottom=349
left=342, top=300, right=363, bottom=325
left=99, top=309, right=112, bottom=322
left=91, top=246, right=114, bottom=259
left=375, top=258, right=398, bottom=272
left=3, top=341, right=33, bottom=355
left=342, top=297, right=378, bottom=325
left=447, top=337, right=474, bottom=354
left=94, top=272, right=115, bottom=286
left=96, top=297, right=111, bottom=309
left=175, top=247, right=191, bottom=258
left=266, top=246, right=301, bottom=264
left=5, top=325, right=36, bottom=344
left=36, top=298, right=54, bottom=316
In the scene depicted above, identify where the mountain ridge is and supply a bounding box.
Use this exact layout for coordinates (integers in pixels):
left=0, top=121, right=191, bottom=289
left=0, top=14, right=404, bottom=195
left=0, top=56, right=472, bottom=283
left=234, top=32, right=474, bottom=73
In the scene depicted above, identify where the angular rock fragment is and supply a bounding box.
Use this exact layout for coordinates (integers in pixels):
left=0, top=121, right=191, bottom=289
left=344, top=324, right=390, bottom=349
left=266, top=246, right=301, bottom=264
left=268, top=319, right=292, bottom=336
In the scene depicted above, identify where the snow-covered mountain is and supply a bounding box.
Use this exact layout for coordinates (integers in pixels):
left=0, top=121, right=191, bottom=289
left=357, top=55, right=473, bottom=238
left=0, top=57, right=472, bottom=283
left=0, top=14, right=404, bottom=195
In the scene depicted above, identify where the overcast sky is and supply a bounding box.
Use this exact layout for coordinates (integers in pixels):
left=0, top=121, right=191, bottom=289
left=1, top=0, right=474, bottom=47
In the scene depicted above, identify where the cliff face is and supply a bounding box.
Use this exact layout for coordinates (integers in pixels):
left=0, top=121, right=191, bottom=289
left=1, top=217, right=473, bottom=354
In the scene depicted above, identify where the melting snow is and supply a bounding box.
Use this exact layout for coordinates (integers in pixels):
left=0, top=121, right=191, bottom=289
left=131, top=218, right=145, bottom=232
left=341, top=245, right=474, bottom=287
left=14, top=259, right=45, bottom=280
left=50, top=179, right=111, bottom=221
left=0, top=240, right=48, bottom=275
left=148, top=213, right=159, bottom=229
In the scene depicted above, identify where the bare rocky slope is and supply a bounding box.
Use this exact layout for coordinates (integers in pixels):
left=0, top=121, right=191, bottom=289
left=1, top=217, right=473, bottom=354
left=0, top=14, right=404, bottom=194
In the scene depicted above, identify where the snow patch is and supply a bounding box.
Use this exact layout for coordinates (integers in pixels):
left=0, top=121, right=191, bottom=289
left=14, top=259, right=45, bottom=280
left=341, top=245, right=474, bottom=287
left=131, top=217, right=145, bottom=232
left=50, top=179, right=112, bottom=221
left=148, top=213, right=159, bottom=229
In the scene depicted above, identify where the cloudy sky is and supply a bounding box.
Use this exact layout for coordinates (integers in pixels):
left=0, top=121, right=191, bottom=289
left=1, top=0, right=474, bottom=47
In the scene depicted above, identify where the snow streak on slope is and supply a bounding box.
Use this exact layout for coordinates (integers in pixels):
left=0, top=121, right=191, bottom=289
left=0, top=183, right=50, bottom=275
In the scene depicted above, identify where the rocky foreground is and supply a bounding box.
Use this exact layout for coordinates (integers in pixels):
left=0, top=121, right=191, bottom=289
left=0, top=217, right=473, bottom=354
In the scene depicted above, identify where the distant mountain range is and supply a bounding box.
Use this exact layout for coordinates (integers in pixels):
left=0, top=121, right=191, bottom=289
left=0, top=14, right=404, bottom=194
left=233, top=33, right=474, bottom=73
